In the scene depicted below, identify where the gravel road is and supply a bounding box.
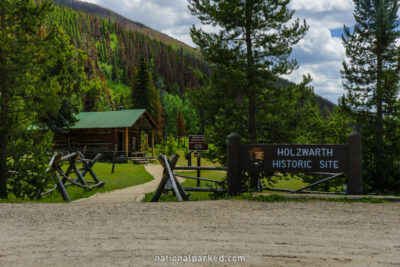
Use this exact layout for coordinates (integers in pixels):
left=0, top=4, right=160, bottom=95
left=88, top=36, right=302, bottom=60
left=0, top=200, right=399, bottom=266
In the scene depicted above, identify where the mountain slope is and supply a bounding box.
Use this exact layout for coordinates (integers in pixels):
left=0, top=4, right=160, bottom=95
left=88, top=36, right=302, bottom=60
left=47, top=2, right=210, bottom=110
left=50, top=0, right=335, bottom=113
left=53, top=0, right=197, bottom=53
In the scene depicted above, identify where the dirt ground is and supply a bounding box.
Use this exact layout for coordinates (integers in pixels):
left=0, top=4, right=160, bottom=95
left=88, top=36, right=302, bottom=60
left=0, top=200, right=399, bottom=266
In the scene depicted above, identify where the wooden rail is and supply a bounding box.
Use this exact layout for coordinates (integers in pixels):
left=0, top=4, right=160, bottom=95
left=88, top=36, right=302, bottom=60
left=174, top=166, right=227, bottom=171
left=152, top=154, right=227, bottom=202
left=174, top=173, right=222, bottom=184
left=289, top=173, right=344, bottom=194
left=41, top=152, right=105, bottom=202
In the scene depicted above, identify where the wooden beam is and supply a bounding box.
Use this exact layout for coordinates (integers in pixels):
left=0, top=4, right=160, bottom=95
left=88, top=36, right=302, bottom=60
left=152, top=130, right=155, bottom=157
left=125, top=127, right=129, bottom=157
left=139, top=130, right=142, bottom=152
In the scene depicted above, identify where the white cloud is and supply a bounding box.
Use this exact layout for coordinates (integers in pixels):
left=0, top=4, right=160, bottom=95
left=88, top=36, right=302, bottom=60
left=284, top=0, right=355, bottom=103
left=290, top=0, right=353, bottom=12
left=80, top=0, right=359, bottom=103
left=85, top=0, right=199, bottom=46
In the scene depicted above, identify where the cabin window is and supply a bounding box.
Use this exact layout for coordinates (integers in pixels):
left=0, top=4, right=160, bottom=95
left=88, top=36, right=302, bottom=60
left=67, top=137, right=77, bottom=149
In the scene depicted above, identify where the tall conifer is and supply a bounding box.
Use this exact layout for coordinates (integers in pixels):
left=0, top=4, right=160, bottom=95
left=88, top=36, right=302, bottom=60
left=131, top=56, right=163, bottom=138
left=341, top=0, right=400, bottom=192
left=189, top=0, right=308, bottom=144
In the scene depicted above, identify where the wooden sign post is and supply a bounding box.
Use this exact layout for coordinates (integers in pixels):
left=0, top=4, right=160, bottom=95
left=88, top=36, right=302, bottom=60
left=227, top=131, right=363, bottom=195
left=189, top=135, right=208, bottom=151
left=189, top=136, right=208, bottom=187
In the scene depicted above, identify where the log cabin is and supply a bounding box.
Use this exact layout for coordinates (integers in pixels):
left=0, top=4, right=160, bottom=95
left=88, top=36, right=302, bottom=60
left=54, top=109, right=158, bottom=159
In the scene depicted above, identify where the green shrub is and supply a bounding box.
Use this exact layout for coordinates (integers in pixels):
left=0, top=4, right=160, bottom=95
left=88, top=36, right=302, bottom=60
left=157, top=135, right=178, bottom=156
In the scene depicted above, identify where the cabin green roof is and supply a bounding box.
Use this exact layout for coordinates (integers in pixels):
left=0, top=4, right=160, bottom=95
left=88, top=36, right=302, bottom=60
left=71, top=109, right=152, bottom=129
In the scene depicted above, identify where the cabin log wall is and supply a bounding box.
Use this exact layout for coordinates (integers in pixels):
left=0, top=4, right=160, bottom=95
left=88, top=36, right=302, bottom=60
left=54, top=128, right=143, bottom=159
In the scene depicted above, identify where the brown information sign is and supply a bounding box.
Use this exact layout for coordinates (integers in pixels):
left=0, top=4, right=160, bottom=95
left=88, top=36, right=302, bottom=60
left=189, top=135, right=208, bottom=151
left=240, top=144, right=348, bottom=172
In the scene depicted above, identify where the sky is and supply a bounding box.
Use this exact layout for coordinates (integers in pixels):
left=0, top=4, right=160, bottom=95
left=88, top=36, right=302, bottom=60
left=83, top=0, right=357, bottom=103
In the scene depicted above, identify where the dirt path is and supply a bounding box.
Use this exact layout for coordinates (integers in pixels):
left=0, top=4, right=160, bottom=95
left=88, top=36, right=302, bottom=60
left=74, top=164, right=181, bottom=203
left=0, top=200, right=399, bottom=266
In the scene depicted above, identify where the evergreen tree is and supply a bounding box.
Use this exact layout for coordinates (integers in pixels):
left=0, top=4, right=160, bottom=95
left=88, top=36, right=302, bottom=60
left=131, top=56, right=163, bottom=139
left=340, top=0, right=400, bottom=193
left=0, top=0, right=86, bottom=198
left=149, top=77, right=163, bottom=140
left=131, top=56, right=152, bottom=111
left=189, top=0, right=308, bottom=144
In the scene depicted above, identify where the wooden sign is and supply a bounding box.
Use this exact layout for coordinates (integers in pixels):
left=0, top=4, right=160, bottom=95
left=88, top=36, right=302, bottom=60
left=239, top=144, right=348, bottom=172
left=189, top=135, right=208, bottom=151
left=226, top=131, right=363, bottom=196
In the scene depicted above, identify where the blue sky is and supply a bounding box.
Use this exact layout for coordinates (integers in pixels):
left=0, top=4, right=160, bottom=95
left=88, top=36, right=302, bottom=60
left=83, top=0, right=358, bottom=103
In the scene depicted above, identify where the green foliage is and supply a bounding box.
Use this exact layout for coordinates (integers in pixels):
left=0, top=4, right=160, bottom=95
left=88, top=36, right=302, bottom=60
left=157, top=136, right=178, bottom=156
left=141, top=131, right=149, bottom=152
left=341, top=0, right=400, bottom=193
left=108, top=80, right=130, bottom=108
left=81, top=77, right=113, bottom=111
left=98, top=62, right=113, bottom=80
left=48, top=3, right=209, bottom=109
left=189, top=0, right=308, bottom=145
left=0, top=0, right=86, bottom=198
left=131, top=56, right=163, bottom=136
left=161, top=92, right=200, bottom=137
left=189, top=0, right=310, bottom=168
left=244, top=194, right=387, bottom=203
left=7, top=131, right=55, bottom=200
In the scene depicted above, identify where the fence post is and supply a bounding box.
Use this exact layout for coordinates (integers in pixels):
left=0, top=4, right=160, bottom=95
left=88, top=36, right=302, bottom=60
left=227, top=133, right=241, bottom=195
left=185, top=151, right=192, bottom=167
left=197, top=152, right=201, bottom=187
left=111, top=144, right=117, bottom=174
left=348, top=130, right=363, bottom=194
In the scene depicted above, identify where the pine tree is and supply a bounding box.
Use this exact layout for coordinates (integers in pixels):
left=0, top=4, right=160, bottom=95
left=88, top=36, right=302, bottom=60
left=189, top=0, right=308, bottom=144
left=0, top=0, right=87, bottom=198
left=131, top=56, right=163, bottom=139
left=131, top=56, right=152, bottom=111
left=340, top=0, right=400, bottom=192
left=148, top=75, right=163, bottom=140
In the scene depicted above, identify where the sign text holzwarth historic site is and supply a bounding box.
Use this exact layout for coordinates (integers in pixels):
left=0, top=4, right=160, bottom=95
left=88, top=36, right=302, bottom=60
left=240, top=144, right=348, bottom=172
left=274, top=147, right=338, bottom=170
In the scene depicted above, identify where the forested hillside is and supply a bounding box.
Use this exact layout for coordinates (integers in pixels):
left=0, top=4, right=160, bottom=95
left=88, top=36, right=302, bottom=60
left=53, top=0, right=198, bottom=53
left=47, top=0, right=335, bottom=140
left=49, top=2, right=209, bottom=107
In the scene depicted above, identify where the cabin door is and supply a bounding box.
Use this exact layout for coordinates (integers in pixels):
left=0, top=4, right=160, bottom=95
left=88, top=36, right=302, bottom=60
left=132, top=136, right=136, bottom=151
left=118, top=131, right=125, bottom=152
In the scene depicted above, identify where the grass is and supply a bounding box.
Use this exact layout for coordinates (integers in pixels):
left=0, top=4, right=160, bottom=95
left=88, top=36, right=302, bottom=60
left=1, top=162, right=154, bottom=203
left=144, top=170, right=225, bottom=202
left=244, top=194, right=388, bottom=203
left=142, top=147, right=220, bottom=167
left=143, top=171, right=389, bottom=203
left=174, top=149, right=220, bottom=167
left=144, top=171, right=310, bottom=202
left=262, top=175, right=308, bottom=190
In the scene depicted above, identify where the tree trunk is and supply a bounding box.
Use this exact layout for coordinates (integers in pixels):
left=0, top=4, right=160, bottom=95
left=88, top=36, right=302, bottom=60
left=376, top=52, right=384, bottom=191
left=245, top=1, right=256, bottom=144
left=245, top=1, right=258, bottom=190
left=248, top=96, right=256, bottom=143
left=0, top=59, right=9, bottom=198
